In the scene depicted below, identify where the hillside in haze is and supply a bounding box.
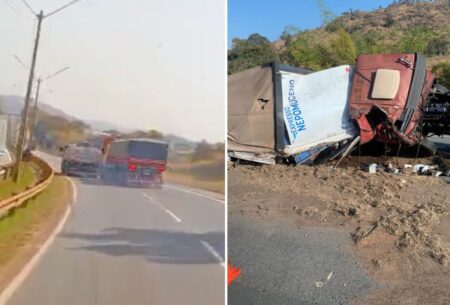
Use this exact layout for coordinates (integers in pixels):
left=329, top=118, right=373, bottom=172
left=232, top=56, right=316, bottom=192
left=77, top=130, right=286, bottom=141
left=0, top=95, right=203, bottom=149
left=0, top=95, right=77, bottom=121
left=228, top=0, right=450, bottom=87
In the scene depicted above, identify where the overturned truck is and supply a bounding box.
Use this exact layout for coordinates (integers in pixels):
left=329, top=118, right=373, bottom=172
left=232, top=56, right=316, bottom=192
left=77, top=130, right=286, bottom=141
left=228, top=53, right=450, bottom=164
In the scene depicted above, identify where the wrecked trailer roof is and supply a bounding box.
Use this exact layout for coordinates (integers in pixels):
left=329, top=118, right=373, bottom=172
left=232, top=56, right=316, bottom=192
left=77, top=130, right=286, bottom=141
left=228, top=62, right=357, bottom=164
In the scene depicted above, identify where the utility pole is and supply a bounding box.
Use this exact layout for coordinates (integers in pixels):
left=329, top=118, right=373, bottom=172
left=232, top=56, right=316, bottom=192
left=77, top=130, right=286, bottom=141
left=29, top=66, right=69, bottom=146
left=29, top=77, right=41, bottom=146
left=12, top=11, right=43, bottom=182
left=12, top=57, right=70, bottom=147
left=11, top=0, right=82, bottom=182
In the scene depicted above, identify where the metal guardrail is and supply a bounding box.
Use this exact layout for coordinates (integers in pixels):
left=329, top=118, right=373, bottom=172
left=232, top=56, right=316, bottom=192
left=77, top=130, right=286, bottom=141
left=0, top=154, right=54, bottom=218
left=0, top=161, right=14, bottom=180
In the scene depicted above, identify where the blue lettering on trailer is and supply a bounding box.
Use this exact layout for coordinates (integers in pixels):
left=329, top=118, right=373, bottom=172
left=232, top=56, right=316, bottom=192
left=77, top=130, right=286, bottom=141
left=284, top=79, right=306, bottom=140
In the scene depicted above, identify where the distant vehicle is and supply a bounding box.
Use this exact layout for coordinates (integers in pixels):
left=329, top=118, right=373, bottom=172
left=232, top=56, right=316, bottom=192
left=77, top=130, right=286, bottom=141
left=60, top=142, right=102, bottom=177
left=100, top=138, right=169, bottom=188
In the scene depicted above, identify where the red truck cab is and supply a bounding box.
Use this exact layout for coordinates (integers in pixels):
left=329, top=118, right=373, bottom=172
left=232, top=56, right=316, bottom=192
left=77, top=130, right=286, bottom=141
left=349, top=53, right=436, bottom=146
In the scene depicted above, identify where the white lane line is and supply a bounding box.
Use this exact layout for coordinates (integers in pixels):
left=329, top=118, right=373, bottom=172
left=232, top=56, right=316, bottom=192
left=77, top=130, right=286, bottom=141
left=68, top=177, right=77, bottom=202
left=142, top=193, right=181, bottom=223
left=163, top=209, right=182, bottom=223
left=200, top=240, right=225, bottom=269
left=164, top=184, right=224, bottom=204
left=0, top=177, right=76, bottom=305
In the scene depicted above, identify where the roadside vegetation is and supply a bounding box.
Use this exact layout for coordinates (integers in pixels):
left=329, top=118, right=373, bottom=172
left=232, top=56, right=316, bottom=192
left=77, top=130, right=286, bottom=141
left=228, top=0, right=450, bottom=86
left=0, top=176, right=71, bottom=290
left=166, top=141, right=225, bottom=193
left=0, top=163, right=37, bottom=201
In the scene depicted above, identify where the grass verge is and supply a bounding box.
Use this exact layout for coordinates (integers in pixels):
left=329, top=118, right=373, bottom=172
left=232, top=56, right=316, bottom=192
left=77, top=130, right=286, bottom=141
left=0, top=176, right=71, bottom=292
left=0, top=164, right=37, bottom=201
left=164, top=171, right=224, bottom=194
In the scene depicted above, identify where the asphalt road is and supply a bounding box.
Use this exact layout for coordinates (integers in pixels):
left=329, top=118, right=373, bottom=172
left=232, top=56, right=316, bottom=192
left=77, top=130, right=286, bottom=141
left=228, top=216, right=373, bottom=305
left=6, top=151, right=225, bottom=305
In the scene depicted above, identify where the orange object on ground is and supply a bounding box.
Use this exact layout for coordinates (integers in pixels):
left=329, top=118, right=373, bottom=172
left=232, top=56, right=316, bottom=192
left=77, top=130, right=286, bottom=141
left=227, top=263, right=241, bottom=285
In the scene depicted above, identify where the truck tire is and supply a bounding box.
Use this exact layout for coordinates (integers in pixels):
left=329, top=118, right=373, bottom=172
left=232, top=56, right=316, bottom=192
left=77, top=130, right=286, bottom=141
left=154, top=174, right=163, bottom=189
left=61, top=162, right=68, bottom=176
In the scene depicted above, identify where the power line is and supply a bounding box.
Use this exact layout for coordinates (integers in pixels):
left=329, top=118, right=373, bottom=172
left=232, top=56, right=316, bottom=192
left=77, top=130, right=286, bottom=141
left=45, top=0, right=83, bottom=18
left=43, top=66, right=70, bottom=81
left=20, top=0, right=37, bottom=16
left=13, top=55, right=29, bottom=71
left=2, top=0, right=21, bottom=16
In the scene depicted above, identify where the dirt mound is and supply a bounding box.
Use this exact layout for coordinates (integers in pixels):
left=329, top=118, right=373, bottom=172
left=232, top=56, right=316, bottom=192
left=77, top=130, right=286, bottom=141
left=229, top=160, right=450, bottom=264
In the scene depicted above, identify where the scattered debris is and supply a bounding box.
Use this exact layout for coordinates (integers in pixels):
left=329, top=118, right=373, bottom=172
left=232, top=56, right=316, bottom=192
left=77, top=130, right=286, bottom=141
left=229, top=162, right=450, bottom=264
left=326, top=272, right=333, bottom=281
left=315, top=271, right=334, bottom=288
left=368, top=164, right=377, bottom=174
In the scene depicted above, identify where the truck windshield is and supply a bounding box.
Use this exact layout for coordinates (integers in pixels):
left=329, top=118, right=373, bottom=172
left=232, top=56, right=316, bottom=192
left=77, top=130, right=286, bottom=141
left=129, top=141, right=168, bottom=160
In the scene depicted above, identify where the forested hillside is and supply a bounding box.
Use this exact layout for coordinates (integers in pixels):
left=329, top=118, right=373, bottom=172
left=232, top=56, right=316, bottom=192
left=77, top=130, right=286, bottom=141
left=228, top=0, right=450, bottom=87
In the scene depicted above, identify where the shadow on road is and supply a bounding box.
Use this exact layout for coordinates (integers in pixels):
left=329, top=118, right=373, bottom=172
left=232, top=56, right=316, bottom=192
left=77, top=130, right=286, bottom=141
left=74, top=177, right=163, bottom=190
left=62, top=227, right=224, bottom=265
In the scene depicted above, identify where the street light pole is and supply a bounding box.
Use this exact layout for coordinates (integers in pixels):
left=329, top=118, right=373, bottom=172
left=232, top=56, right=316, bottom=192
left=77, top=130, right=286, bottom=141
left=12, top=10, right=43, bottom=182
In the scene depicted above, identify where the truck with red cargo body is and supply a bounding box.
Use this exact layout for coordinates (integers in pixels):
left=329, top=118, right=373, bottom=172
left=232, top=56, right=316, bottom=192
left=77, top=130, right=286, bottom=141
left=100, top=137, right=169, bottom=187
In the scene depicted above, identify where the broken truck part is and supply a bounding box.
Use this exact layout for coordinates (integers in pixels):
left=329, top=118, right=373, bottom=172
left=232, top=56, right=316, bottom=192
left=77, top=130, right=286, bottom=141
left=349, top=53, right=449, bottom=147
left=228, top=62, right=357, bottom=165
left=228, top=53, right=450, bottom=165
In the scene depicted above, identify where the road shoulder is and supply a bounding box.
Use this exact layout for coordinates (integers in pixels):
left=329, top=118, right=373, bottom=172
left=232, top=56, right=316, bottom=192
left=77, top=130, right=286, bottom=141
left=0, top=176, right=73, bottom=299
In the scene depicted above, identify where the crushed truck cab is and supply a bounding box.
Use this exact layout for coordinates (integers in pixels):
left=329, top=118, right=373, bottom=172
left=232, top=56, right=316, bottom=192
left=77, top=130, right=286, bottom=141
left=349, top=54, right=435, bottom=146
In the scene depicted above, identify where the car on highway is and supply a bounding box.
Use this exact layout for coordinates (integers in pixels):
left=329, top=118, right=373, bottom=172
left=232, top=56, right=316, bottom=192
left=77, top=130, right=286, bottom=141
left=100, top=138, right=169, bottom=188
left=60, top=142, right=102, bottom=177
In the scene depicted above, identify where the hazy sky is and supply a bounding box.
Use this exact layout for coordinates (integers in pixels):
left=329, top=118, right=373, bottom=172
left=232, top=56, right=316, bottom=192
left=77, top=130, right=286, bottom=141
left=0, top=0, right=225, bottom=142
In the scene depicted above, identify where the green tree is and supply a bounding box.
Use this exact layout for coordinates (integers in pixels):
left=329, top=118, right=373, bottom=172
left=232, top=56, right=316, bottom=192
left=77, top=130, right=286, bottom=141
left=426, top=36, right=450, bottom=56
left=192, top=140, right=215, bottom=162
left=396, top=26, right=432, bottom=54
left=281, top=25, right=301, bottom=40
left=432, top=62, right=450, bottom=88
left=315, top=0, right=335, bottom=25
left=330, top=29, right=357, bottom=65
left=228, top=33, right=278, bottom=74
left=284, top=31, right=337, bottom=70
left=146, top=129, right=164, bottom=139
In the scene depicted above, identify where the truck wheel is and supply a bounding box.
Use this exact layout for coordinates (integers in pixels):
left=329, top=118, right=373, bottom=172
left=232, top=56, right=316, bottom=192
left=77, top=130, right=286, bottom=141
left=154, top=175, right=163, bottom=189
left=61, top=164, right=67, bottom=176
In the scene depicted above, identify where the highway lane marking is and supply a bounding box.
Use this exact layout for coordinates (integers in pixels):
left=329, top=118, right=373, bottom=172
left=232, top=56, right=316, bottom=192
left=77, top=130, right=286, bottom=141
left=200, top=240, right=225, bottom=269
left=68, top=176, right=78, bottom=202
left=142, top=193, right=182, bottom=223
left=0, top=177, right=76, bottom=305
left=164, top=184, right=224, bottom=204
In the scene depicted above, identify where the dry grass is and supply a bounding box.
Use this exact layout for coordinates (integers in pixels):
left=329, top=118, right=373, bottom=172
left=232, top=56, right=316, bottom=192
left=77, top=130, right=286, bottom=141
left=166, top=152, right=225, bottom=194
left=165, top=171, right=224, bottom=194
